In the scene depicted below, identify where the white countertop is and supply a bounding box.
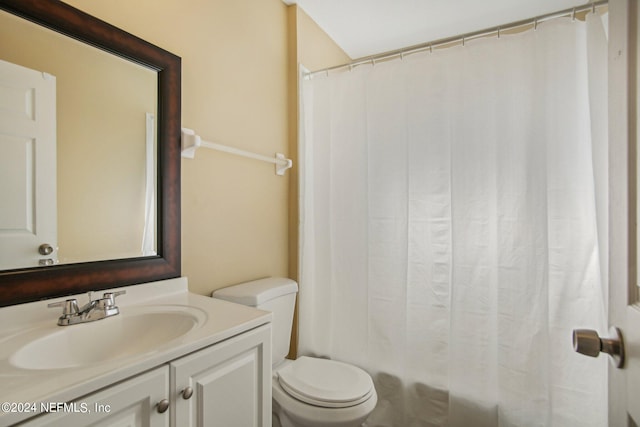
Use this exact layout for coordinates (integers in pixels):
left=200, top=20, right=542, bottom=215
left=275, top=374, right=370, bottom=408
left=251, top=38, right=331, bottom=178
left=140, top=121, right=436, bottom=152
left=0, top=277, right=272, bottom=426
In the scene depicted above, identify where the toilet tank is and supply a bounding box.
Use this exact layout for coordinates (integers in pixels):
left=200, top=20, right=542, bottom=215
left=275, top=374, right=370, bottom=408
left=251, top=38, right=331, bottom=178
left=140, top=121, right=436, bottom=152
left=212, top=277, right=298, bottom=366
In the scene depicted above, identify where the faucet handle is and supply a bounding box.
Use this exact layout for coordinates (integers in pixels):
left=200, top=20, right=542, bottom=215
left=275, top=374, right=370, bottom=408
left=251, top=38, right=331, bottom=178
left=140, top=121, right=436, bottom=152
left=112, top=290, right=126, bottom=298
left=47, top=299, right=79, bottom=316
left=102, top=290, right=126, bottom=308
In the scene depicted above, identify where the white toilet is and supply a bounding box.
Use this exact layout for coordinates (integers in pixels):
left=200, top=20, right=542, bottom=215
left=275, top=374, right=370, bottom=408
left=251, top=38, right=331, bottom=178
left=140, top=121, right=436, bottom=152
left=212, top=277, right=377, bottom=427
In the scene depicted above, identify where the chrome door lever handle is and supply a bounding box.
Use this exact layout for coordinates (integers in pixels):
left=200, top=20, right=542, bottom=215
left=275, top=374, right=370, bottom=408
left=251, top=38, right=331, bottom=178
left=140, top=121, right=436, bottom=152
left=572, top=327, right=625, bottom=368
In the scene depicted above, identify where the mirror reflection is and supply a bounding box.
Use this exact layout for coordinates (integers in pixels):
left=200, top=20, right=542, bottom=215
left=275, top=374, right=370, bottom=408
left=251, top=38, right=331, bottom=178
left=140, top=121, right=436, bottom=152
left=0, top=9, right=157, bottom=270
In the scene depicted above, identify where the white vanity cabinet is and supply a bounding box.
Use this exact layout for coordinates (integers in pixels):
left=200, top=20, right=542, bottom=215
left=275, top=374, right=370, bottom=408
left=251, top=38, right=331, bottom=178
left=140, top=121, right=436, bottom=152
left=17, top=324, right=271, bottom=427
left=19, top=366, right=170, bottom=427
left=171, top=323, right=271, bottom=427
left=0, top=279, right=273, bottom=427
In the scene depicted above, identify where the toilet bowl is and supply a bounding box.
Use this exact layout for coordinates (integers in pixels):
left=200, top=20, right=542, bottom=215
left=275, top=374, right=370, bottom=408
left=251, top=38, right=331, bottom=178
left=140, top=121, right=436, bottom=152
left=212, top=277, right=377, bottom=427
left=272, top=358, right=377, bottom=427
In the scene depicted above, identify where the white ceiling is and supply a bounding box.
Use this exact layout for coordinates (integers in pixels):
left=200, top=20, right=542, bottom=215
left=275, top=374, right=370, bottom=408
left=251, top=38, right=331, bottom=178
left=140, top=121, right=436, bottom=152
left=283, top=0, right=589, bottom=59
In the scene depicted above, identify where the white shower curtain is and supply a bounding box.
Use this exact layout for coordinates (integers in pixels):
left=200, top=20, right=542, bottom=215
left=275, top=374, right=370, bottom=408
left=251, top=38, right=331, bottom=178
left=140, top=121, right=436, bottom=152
left=299, top=13, right=609, bottom=427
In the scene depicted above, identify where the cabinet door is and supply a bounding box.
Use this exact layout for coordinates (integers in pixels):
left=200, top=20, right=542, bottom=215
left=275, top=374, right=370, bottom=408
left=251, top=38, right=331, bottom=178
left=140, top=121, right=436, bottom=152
left=19, top=366, right=170, bottom=427
left=171, top=324, right=271, bottom=427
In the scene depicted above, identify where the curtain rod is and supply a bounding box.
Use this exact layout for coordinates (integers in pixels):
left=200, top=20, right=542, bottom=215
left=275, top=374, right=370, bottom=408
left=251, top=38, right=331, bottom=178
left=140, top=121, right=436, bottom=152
left=306, top=0, right=608, bottom=78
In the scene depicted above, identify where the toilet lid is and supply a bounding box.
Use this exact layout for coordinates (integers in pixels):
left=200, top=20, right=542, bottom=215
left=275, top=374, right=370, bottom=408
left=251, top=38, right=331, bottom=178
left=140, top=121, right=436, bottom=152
left=277, top=357, right=374, bottom=408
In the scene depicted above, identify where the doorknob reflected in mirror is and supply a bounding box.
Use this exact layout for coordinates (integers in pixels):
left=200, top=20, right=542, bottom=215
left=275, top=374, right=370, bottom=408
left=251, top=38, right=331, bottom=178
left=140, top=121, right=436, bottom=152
left=38, top=243, right=54, bottom=256
left=572, top=327, right=625, bottom=369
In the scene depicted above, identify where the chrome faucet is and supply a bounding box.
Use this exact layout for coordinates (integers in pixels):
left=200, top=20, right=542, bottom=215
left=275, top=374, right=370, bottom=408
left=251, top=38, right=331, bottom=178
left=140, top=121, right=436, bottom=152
left=47, top=290, right=126, bottom=326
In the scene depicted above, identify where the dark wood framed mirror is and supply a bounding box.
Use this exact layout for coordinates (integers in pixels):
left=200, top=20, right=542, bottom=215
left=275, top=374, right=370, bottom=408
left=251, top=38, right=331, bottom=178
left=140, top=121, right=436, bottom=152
left=0, top=0, right=181, bottom=307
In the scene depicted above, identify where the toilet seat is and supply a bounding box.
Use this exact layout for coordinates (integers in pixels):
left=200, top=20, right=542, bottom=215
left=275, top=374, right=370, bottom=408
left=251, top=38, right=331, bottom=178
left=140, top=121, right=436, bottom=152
left=277, top=357, right=374, bottom=408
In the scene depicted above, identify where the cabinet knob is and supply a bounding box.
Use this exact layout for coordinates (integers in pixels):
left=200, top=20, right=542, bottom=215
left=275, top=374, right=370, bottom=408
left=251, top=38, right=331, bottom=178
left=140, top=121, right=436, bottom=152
left=156, top=399, right=170, bottom=414
left=181, top=386, right=194, bottom=400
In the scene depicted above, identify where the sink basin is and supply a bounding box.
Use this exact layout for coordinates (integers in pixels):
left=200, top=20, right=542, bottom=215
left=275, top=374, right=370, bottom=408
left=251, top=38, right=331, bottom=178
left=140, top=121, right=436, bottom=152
left=9, top=306, right=205, bottom=370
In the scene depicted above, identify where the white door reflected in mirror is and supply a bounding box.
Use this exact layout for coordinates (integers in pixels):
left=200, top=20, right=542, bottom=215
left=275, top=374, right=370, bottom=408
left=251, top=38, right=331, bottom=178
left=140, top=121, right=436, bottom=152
left=0, top=59, right=57, bottom=270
